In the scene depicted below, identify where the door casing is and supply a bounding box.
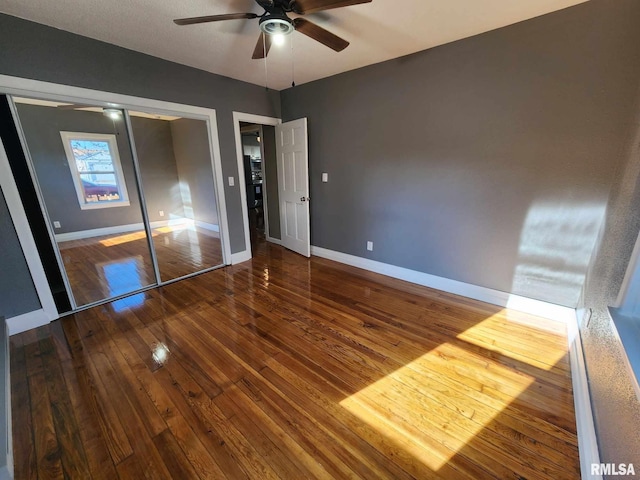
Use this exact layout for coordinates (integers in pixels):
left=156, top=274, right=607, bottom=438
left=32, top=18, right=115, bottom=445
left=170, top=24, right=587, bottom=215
left=232, top=112, right=282, bottom=261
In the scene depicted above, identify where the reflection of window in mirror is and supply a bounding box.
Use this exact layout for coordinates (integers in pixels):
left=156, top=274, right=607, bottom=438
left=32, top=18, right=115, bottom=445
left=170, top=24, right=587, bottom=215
left=60, top=131, right=130, bottom=209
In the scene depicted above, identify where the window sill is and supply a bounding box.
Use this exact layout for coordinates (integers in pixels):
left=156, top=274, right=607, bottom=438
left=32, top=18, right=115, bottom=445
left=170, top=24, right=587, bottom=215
left=79, top=201, right=130, bottom=210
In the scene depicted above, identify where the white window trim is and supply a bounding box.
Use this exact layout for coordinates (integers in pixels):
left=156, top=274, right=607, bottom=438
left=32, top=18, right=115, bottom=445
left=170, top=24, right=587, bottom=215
left=60, top=131, right=130, bottom=210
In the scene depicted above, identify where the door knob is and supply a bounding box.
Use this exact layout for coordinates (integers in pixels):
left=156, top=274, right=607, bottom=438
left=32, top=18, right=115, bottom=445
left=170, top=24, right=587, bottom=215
left=300, top=196, right=310, bottom=202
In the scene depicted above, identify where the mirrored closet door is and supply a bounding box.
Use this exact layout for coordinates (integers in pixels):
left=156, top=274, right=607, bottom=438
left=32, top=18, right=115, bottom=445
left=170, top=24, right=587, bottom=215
left=12, top=97, right=157, bottom=309
left=9, top=96, right=226, bottom=313
left=128, top=111, right=224, bottom=282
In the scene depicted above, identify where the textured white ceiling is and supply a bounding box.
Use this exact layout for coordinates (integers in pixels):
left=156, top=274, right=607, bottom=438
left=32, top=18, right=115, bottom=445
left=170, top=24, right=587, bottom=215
left=0, top=0, right=588, bottom=91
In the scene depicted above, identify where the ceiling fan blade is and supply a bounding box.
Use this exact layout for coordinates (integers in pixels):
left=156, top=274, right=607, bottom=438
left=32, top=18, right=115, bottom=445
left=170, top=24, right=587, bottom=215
left=293, top=18, right=349, bottom=52
left=252, top=32, right=273, bottom=59
left=174, top=13, right=258, bottom=26
left=292, top=0, right=371, bottom=15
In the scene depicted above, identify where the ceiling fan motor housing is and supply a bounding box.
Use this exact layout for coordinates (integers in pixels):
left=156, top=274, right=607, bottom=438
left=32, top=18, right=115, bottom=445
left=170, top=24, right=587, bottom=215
left=259, top=11, right=294, bottom=36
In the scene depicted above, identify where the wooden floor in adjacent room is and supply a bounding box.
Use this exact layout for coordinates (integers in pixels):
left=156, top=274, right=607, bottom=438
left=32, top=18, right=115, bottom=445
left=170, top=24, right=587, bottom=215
left=10, top=240, right=580, bottom=479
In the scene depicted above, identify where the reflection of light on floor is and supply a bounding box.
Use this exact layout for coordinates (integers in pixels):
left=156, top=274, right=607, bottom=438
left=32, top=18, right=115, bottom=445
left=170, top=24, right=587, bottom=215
left=185, top=228, right=202, bottom=264
left=100, top=255, right=146, bottom=298
left=157, top=222, right=204, bottom=264
left=512, top=202, right=606, bottom=306
left=111, top=292, right=145, bottom=313
left=339, top=342, right=534, bottom=471
left=152, top=342, right=171, bottom=366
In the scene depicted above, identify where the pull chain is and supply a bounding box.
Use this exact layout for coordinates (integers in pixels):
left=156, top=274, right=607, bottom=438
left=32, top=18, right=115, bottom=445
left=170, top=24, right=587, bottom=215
left=263, top=33, right=269, bottom=90
left=291, top=33, right=296, bottom=88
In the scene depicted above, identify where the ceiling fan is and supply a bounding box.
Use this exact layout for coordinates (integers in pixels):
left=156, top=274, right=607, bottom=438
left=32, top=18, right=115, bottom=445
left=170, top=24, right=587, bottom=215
left=173, top=0, right=372, bottom=59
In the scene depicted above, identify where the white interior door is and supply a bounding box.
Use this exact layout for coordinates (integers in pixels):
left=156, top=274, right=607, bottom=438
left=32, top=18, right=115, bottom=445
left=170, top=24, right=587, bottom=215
left=276, top=118, right=310, bottom=257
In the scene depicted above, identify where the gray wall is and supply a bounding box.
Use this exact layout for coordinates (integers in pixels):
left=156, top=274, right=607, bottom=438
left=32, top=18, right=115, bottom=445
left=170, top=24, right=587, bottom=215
left=280, top=0, right=640, bottom=308
left=262, top=125, right=281, bottom=240
left=0, top=190, right=40, bottom=318
left=0, top=12, right=280, bottom=253
left=170, top=118, right=219, bottom=226
left=130, top=116, right=185, bottom=222
left=577, top=83, right=640, bottom=472
left=16, top=104, right=149, bottom=233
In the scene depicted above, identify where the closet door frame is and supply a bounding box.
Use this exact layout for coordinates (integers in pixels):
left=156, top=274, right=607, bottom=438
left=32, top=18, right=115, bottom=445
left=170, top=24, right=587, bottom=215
left=0, top=74, right=232, bottom=331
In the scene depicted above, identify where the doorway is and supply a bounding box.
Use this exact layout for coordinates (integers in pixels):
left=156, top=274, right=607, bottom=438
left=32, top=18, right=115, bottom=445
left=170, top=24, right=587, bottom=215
left=233, top=112, right=310, bottom=258
left=233, top=113, right=281, bottom=255
left=241, top=122, right=272, bottom=253
left=1, top=86, right=230, bottom=317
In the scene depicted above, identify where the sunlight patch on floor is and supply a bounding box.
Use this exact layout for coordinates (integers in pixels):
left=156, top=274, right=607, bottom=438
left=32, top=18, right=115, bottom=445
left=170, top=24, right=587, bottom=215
left=99, top=230, right=156, bottom=246
left=339, top=342, right=534, bottom=471
left=98, top=223, right=196, bottom=247
left=455, top=314, right=569, bottom=371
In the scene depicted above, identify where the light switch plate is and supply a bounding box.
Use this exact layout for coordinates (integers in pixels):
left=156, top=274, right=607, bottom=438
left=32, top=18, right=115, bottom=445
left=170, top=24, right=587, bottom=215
left=322, top=173, right=328, bottom=183
left=367, top=241, right=373, bottom=251
left=228, top=177, right=235, bottom=186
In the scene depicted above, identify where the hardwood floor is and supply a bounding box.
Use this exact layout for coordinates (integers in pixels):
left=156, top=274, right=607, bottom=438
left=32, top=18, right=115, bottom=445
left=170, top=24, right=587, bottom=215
left=10, top=240, right=580, bottom=479
left=58, top=226, right=223, bottom=307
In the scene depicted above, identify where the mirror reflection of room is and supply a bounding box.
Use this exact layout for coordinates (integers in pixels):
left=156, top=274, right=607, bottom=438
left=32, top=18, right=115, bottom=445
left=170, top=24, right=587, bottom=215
left=129, top=111, right=223, bottom=282
left=13, top=97, right=156, bottom=308
left=12, top=97, right=225, bottom=311
left=241, top=123, right=265, bottom=251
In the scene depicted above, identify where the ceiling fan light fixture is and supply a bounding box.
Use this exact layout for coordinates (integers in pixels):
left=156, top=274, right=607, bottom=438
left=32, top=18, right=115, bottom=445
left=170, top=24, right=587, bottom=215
left=259, top=15, right=294, bottom=36
left=272, top=33, right=286, bottom=46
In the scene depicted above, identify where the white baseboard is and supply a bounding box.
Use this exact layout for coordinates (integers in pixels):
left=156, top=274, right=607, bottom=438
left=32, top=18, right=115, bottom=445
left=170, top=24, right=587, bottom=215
left=194, top=220, right=220, bottom=233
left=310, top=246, right=575, bottom=323
left=53, top=218, right=216, bottom=242
left=568, top=310, right=601, bottom=479
left=266, top=236, right=282, bottom=246
left=231, top=250, right=252, bottom=265
left=193, top=220, right=220, bottom=238
left=55, top=222, right=146, bottom=242
left=6, top=309, right=51, bottom=336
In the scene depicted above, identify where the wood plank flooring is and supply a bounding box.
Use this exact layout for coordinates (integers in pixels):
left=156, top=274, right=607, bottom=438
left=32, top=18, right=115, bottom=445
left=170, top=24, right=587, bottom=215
left=10, top=240, right=580, bottom=479
left=58, top=226, right=223, bottom=307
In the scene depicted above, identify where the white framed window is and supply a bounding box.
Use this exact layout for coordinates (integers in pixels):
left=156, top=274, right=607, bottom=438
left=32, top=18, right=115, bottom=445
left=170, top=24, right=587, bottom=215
left=60, top=131, right=130, bottom=210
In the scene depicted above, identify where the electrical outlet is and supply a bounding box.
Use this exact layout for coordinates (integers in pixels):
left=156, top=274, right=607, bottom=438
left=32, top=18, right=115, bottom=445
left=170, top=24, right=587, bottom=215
left=53, top=221, right=61, bottom=228
left=228, top=176, right=235, bottom=186
left=367, top=241, right=373, bottom=251
left=159, top=210, right=165, bottom=217
left=322, top=172, right=329, bottom=183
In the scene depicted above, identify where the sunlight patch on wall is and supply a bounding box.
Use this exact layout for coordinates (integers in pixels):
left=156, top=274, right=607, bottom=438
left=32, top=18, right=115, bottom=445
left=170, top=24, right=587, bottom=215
left=339, top=342, right=534, bottom=471
left=177, top=182, right=194, bottom=220
left=512, top=201, right=606, bottom=307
